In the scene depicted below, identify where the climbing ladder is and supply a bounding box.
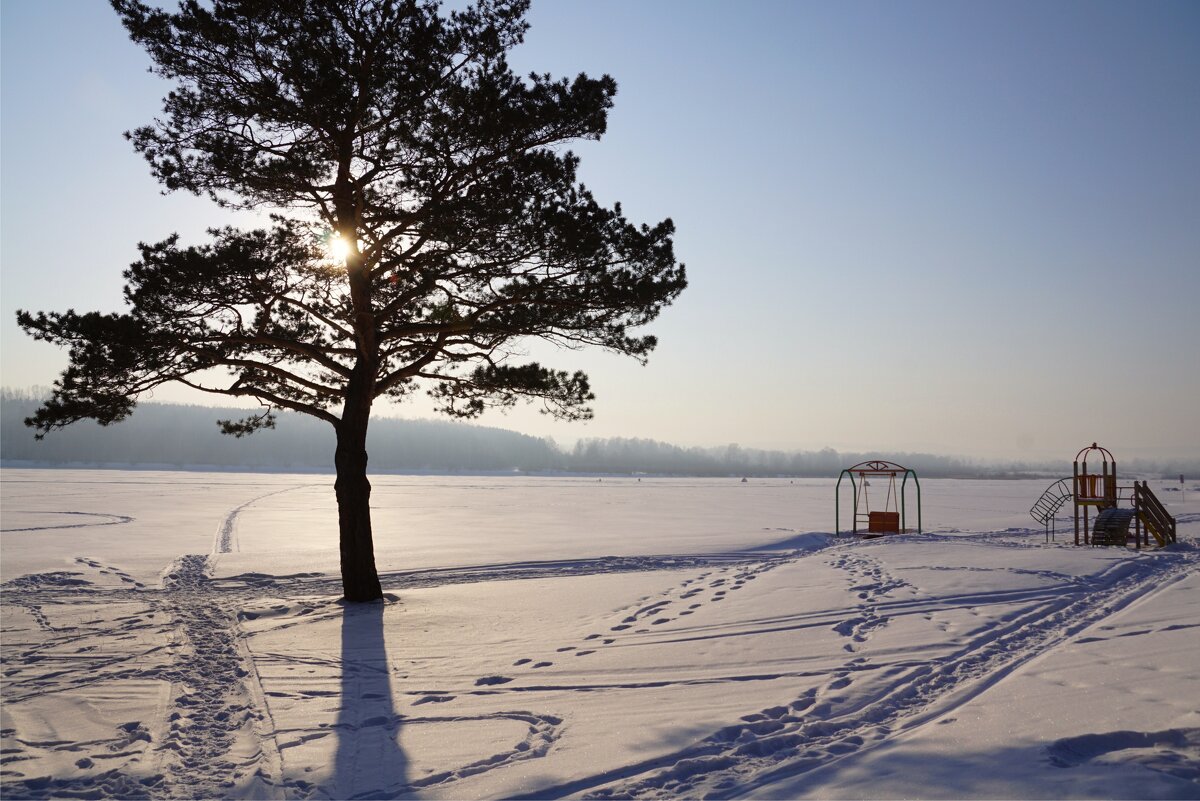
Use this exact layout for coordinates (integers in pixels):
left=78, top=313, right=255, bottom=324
left=1134, top=481, right=1177, bottom=547
left=1029, top=478, right=1073, bottom=541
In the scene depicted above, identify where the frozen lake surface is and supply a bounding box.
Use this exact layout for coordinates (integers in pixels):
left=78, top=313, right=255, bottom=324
left=2, top=470, right=1198, bottom=799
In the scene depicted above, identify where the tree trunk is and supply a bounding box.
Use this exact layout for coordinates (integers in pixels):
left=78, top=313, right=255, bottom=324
left=334, top=184, right=381, bottom=601
left=335, top=397, right=383, bottom=602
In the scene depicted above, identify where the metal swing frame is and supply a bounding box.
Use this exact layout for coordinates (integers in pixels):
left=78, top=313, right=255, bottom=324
left=835, top=460, right=922, bottom=536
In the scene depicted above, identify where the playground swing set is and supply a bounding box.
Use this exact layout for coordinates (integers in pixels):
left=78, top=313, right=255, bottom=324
left=833, top=443, right=1176, bottom=550
left=835, top=460, right=922, bottom=536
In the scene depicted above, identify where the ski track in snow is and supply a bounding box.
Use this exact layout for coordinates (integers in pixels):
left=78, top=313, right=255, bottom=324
left=0, top=554, right=275, bottom=799
left=155, top=554, right=284, bottom=798
left=214, top=485, right=315, bottom=555
left=2, top=489, right=1197, bottom=800
left=1, top=485, right=307, bottom=800
left=2, top=510, right=135, bottom=533
left=525, top=542, right=1200, bottom=800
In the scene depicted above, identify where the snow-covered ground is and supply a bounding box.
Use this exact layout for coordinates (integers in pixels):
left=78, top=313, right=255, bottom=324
left=2, top=470, right=1198, bottom=799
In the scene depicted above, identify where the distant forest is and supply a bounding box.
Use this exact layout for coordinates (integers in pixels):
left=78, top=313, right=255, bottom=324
left=2, top=389, right=1195, bottom=478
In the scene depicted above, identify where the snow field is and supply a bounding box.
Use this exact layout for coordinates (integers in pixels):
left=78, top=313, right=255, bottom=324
left=2, top=470, right=1198, bottom=799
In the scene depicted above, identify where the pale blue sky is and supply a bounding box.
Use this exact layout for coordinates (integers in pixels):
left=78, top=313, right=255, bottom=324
left=3, top=1, right=1198, bottom=460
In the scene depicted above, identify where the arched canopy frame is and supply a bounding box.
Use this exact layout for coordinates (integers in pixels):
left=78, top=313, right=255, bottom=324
left=1073, top=442, right=1118, bottom=545
left=836, top=460, right=922, bottom=535
left=1075, top=442, right=1114, bottom=465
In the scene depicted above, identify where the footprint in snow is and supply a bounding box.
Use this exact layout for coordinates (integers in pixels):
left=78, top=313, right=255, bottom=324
left=474, top=675, right=513, bottom=686
left=413, top=695, right=455, bottom=705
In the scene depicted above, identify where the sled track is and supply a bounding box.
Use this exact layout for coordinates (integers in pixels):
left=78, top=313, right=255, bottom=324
left=2, top=510, right=135, bottom=533
left=214, top=485, right=315, bottom=554
left=523, top=547, right=1199, bottom=800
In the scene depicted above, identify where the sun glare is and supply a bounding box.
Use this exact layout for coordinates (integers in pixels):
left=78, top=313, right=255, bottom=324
left=327, top=233, right=352, bottom=262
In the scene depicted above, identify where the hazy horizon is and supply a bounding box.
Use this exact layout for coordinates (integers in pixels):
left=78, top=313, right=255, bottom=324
left=3, top=383, right=1195, bottom=464
left=4, top=387, right=1197, bottom=475
left=3, top=1, right=1198, bottom=462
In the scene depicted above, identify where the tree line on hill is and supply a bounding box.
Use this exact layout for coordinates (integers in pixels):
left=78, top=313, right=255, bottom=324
left=3, top=389, right=1195, bottom=478
left=1, top=389, right=554, bottom=473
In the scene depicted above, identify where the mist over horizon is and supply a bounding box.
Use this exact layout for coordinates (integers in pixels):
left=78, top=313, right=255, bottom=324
left=3, top=388, right=1196, bottom=479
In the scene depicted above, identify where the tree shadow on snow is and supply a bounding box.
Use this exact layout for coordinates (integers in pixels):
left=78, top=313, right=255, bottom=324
left=332, top=601, right=409, bottom=799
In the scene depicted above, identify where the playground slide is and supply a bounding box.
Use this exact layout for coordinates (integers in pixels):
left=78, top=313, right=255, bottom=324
left=1029, top=479, right=1072, bottom=529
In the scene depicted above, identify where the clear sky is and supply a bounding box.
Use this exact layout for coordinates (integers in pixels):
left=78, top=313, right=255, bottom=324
left=2, top=0, right=1198, bottom=461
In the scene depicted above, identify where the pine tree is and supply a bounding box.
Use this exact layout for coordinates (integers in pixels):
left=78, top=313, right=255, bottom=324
left=18, top=0, right=686, bottom=601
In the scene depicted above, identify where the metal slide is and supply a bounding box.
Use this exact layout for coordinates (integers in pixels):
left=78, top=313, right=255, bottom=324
left=1029, top=478, right=1073, bottom=540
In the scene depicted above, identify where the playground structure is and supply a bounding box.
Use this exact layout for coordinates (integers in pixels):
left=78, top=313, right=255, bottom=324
left=836, top=460, right=921, bottom=536
left=1029, top=442, right=1177, bottom=548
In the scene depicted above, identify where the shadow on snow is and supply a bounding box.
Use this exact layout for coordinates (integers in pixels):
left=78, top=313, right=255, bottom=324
left=331, top=601, right=408, bottom=800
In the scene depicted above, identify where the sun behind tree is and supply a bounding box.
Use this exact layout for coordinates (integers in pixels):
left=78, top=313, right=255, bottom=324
left=17, top=0, right=686, bottom=602
left=326, top=233, right=353, bottom=264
